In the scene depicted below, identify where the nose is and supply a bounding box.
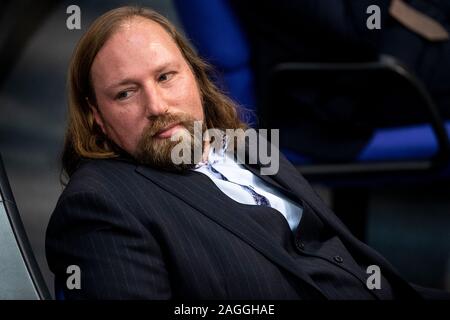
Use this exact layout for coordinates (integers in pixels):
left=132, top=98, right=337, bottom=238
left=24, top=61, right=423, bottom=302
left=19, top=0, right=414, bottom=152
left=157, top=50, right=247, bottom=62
left=142, top=84, right=168, bottom=117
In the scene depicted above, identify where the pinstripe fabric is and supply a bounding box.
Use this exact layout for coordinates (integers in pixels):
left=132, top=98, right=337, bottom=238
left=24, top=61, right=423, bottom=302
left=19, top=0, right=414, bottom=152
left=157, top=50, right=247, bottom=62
left=46, top=152, right=424, bottom=300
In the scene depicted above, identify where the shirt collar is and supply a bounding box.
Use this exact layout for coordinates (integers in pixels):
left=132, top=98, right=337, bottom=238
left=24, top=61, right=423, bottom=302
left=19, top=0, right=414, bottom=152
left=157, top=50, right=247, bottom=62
left=195, top=133, right=229, bottom=168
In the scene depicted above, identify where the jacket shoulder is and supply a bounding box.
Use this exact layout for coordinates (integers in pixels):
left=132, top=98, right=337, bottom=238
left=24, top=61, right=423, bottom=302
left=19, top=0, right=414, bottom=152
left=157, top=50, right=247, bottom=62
left=62, top=158, right=139, bottom=197
left=48, top=158, right=150, bottom=236
left=54, top=158, right=169, bottom=221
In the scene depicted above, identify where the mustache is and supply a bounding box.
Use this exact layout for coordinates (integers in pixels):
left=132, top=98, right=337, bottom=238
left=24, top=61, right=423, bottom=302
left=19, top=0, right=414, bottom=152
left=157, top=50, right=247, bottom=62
left=135, top=112, right=205, bottom=172
left=144, top=113, right=198, bottom=137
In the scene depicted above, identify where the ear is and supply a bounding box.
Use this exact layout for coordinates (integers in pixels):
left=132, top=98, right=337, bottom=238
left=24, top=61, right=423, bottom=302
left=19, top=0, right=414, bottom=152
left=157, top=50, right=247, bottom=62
left=87, top=98, right=106, bottom=135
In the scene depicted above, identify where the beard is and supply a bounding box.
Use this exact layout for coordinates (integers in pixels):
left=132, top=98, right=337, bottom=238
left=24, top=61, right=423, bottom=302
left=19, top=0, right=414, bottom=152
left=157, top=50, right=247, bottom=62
left=134, top=112, right=206, bottom=172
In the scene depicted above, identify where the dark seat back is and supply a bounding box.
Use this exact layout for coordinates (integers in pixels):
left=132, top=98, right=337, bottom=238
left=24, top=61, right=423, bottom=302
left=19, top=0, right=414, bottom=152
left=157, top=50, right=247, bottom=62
left=0, top=154, right=50, bottom=299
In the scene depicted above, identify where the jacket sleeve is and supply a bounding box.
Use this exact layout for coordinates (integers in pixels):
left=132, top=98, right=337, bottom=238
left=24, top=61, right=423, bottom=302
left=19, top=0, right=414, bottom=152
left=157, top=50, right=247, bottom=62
left=45, top=189, right=172, bottom=300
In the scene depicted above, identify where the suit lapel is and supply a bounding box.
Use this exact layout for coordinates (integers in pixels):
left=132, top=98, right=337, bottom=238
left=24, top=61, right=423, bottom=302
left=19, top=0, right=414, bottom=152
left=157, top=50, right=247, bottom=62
left=135, top=165, right=326, bottom=299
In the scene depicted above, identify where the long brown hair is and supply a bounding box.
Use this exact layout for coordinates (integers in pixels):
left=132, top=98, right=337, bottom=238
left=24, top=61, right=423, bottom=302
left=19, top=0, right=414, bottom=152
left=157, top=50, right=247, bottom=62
left=63, top=6, right=248, bottom=177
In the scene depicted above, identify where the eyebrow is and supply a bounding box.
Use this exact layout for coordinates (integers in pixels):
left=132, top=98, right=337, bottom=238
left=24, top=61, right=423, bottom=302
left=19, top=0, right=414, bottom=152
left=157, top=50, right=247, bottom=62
left=105, top=62, right=175, bottom=91
left=153, top=62, right=173, bottom=77
left=105, top=79, right=138, bottom=91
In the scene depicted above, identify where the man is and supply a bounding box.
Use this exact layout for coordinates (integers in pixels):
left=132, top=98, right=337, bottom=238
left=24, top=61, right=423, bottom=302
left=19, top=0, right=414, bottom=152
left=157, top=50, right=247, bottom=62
left=46, top=6, right=447, bottom=300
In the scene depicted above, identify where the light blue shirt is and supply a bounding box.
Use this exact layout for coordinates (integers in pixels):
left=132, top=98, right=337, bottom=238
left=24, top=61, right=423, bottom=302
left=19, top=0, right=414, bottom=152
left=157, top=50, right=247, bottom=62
left=193, top=136, right=303, bottom=232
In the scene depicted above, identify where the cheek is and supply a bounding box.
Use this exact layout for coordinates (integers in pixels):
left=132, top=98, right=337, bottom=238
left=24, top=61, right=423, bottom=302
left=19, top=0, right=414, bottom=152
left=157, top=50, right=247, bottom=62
left=192, top=83, right=204, bottom=120
left=109, top=114, right=139, bottom=133
left=173, top=75, right=204, bottom=120
left=99, top=105, right=147, bottom=150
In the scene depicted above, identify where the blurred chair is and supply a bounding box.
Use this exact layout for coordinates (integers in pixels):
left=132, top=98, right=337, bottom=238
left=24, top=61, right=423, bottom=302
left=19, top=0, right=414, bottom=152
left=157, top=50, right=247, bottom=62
left=173, top=0, right=450, bottom=176
left=266, top=56, right=450, bottom=180
left=0, top=154, right=50, bottom=299
left=174, top=0, right=450, bottom=239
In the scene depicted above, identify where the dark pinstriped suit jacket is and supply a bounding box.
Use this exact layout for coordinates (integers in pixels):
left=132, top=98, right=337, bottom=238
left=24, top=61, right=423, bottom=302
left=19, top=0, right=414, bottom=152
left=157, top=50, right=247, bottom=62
left=46, top=152, right=427, bottom=300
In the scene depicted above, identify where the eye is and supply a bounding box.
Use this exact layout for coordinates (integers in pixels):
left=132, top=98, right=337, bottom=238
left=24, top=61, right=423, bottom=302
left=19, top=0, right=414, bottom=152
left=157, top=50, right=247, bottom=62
left=158, top=72, right=176, bottom=82
left=115, top=90, right=134, bottom=101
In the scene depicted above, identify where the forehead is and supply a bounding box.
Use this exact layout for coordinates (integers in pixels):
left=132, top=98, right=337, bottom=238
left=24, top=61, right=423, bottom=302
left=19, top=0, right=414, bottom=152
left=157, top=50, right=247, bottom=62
left=91, top=17, right=184, bottom=85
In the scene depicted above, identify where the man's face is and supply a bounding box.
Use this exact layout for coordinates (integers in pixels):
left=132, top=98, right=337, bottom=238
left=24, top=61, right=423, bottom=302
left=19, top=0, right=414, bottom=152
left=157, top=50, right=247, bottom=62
left=90, top=17, right=204, bottom=167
